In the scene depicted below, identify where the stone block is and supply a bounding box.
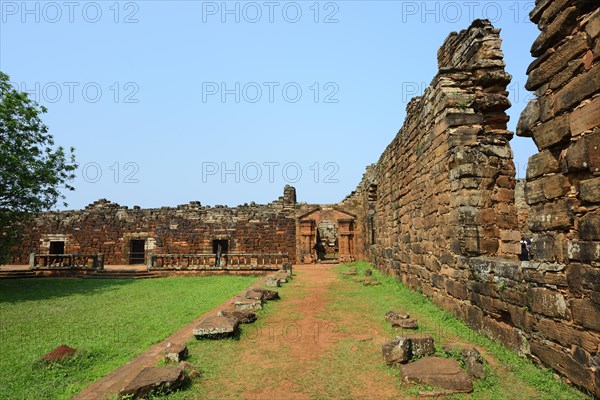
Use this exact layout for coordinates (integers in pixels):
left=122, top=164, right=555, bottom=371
left=217, top=309, right=257, bottom=324
left=579, top=210, right=600, bottom=240
left=245, top=289, right=265, bottom=301
left=531, top=114, right=571, bottom=150
left=516, top=99, right=539, bottom=137
left=399, top=333, right=436, bottom=358
left=120, top=366, right=186, bottom=399
left=554, top=63, right=600, bottom=114
left=193, top=315, right=239, bottom=339
left=528, top=199, right=574, bottom=232
left=527, top=287, right=568, bottom=318
left=580, top=177, right=600, bottom=203
left=585, top=8, right=600, bottom=40
left=526, top=150, right=560, bottom=180
left=570, top=96, right=600, bottom=135
left=399, top=357, right=473, bottom=393
left=446, top=279, right=468, bottom=300
left=571, top=298, right=600, bottom=331
left=164, top=343, right=188, bottom=364
left=382, top=337, right=410, bottom=365
left=265, top=276, right=281, bottom=287
left=567, top=240, right=600, bottom=262
left=535, top=316, right=600, bottom=354
left=525, top=179, right=545, bottom=205
left=530, top=340, right=591, bottom=389
left=530, top=6, right=578, bottom=57
left=234, top=298, right=263, bottom=311
left=526, top=32, right=589, bottom=90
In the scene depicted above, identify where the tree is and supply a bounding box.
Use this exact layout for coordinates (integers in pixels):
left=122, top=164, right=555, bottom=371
left=0, top=71, right=77, bottom=264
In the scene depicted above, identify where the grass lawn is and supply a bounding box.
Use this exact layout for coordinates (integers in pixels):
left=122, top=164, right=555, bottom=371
left=328, top=262, right=586, bottom=399
left=0, top=275, right=258, bottom=400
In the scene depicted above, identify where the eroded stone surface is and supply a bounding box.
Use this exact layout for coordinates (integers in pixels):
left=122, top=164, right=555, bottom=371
left=193, top=315, right=239, bottom=339
left=400, top=334, right=435, bottom=357
left=265, top=277, right=281, bottom=287
left=119, top=366, right=185, bottom=398
left=382, top=337, right=410, bottom=365
left=234, top=298, right=263, bottom=311
left=253, top=288, right=280, bottom=301
left=217, top=309, right=257, bottom=324
left=385, top=310, right=410, bottom=321
left=400, top=357, right=473, bottom=393
left=245, top=289, right=265, bottom=301
left=164, top=342, right=188, bottom=364
left=392, top=318, right=419, bottom=329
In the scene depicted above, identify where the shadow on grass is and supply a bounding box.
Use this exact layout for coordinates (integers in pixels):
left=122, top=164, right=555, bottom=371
left=0, top=278, right=138, bottom=304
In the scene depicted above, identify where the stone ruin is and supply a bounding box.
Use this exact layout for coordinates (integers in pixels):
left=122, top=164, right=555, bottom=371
left=9, top=2, right=600, bottom=396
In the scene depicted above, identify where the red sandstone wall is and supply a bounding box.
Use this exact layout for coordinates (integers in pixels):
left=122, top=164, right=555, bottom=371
left=14, top=192, right=297, bottom=265
left=352, top=16, right=599, bottom=396
left=516, top=1, right=600, bottom=395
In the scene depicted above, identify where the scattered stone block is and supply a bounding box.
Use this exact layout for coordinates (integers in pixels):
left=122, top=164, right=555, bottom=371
left=120, top=366, right=185, bottom=398
left=193, top=315, right=239, bottom=339
left=400, top=334, right=435, bottom=357
left=382, top=337, right=411, bottom=365
left=245, top=289, right=265, bottom=301
left=385, top=310, right=410, bottom=321
left=42, top=344, right=77, bottom=363
left=265, top=277, right=281, bottom=287
left=253, top=288, right=279, bottom=301
left=442, top=344, right=486, bottom=379
left=342, top=270, right=357, bottom=276
left=363, top=280, right=382, bottom=286
left=164, top=342, right=188, bottom=364
left=392, top=318, right=419, bottom=330
left=386, top=310, right=417, bottom=329
left=400, top=357, right=473, bottom=393
left=217, top=309, right=257, bottom=324
left=364, top=269, right=373, bottom=276
left=179, top=361, right=200, bottom=379
left=234, top=298, right=263, bottom=311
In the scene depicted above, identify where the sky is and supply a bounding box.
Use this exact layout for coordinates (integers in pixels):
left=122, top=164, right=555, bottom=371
left=1, top=0, right=540, bottom=209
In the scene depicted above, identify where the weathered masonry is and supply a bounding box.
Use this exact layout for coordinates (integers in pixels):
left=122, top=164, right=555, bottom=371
left=346, top=11, right=600, bottom=397
left=9, top=5, right=600, bottom=397
left=13, top=185, right=364, bottom=268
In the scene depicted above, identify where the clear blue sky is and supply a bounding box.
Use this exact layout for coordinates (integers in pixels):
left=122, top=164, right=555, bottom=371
left=1, top=0, right=539, bottom=209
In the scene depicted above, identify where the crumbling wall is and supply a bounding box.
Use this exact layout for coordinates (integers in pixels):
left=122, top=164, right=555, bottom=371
left=14, top=187, right=297, bottom=265
left=351, top=16, right=599, bottom=396
left=515, top=1, right=600, bottom=395
left=361, top=22, right=519, bottom=285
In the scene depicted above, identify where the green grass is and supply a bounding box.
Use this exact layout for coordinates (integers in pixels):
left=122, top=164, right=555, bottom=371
left=0, top=275, right=258, bottom=400
left=336, top=261, right=587, bottom=400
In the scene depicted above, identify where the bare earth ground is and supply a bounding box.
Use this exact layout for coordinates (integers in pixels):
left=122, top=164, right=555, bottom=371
left=179, top=263, right=557, bottom=400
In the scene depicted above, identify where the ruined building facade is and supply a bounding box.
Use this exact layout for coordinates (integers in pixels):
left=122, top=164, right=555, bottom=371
left=11, top=3, right=600, bottom=396
left=13, top=185, right=363, bottom=267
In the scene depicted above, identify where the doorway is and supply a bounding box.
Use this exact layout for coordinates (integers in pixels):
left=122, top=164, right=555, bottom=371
left=129, top=239, right=146, bottom=264
left=316, top=220, right=338, bottom=262
left=212, top=239, right=229, bottom=267
left=49, top=241, right=65, bottom=266
left=49, top=241, right=65, bottom=254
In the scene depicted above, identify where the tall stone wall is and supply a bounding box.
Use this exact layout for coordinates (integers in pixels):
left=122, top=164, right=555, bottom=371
left=352, top=16, right=599, bottom=396
left=516, top=1, right=600, bottom=395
